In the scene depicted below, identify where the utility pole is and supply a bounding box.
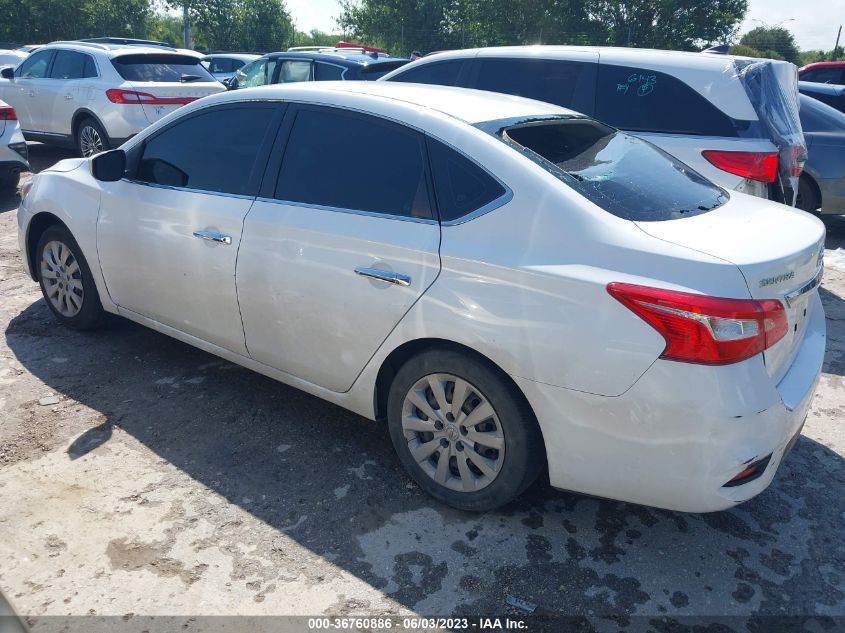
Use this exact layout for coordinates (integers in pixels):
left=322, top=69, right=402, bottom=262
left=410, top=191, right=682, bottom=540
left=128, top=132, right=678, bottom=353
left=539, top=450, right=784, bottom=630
left=182, top=3, right=192, bottom=49
left=834, top=25, right=842, bottom=60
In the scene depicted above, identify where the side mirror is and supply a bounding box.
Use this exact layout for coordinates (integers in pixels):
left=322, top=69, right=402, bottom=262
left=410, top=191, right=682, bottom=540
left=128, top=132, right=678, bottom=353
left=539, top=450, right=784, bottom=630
left=226, top=77, right=238, bottom=90
left=91, top=149, right=126, bottom=182
left=0, top=67, right=14, bottom=80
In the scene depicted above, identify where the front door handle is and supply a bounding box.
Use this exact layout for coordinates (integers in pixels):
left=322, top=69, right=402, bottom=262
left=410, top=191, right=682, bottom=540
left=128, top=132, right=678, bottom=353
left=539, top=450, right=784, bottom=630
left=193, top=230, right=232, bottom=245
left=354, top=267, right=411, bottom=287
left=64, top=93, right=73, bottom=100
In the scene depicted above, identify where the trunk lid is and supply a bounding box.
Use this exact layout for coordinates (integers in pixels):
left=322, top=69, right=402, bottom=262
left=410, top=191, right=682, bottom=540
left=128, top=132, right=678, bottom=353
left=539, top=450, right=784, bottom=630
left=635, top=193, right=825, bottom=382
left=126, top=81, right=225, bottom=124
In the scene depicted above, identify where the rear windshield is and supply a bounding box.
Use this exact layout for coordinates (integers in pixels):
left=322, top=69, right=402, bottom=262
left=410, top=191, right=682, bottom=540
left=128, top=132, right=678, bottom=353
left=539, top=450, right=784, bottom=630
left=111, top=54, right=215, bottom=83
left=360, top=61, right=410, bottom=80
left=496, top=118, right=728, bottom=221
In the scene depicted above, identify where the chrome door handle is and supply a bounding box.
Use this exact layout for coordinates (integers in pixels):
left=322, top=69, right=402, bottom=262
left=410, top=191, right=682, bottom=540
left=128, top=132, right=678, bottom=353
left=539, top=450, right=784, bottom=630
left=64, top=93, right=73, bottom=100
left=193, top=230, right=232, bottom=245
left=354, top=267, right=411, bottom=287
left=28, top=90, right=36, bottom=97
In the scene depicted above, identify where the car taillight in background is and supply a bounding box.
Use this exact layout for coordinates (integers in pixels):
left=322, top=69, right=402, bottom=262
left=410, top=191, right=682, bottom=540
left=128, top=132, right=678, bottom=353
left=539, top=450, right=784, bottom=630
left=0, top=105, right=17, bottom=120
left=105, top=89, right=197, bottom=105
left=701, top=150, right=778, bottom=183
left=788, top=144, right=806, bottom=178
left=607, top=283, right=788, bottom=365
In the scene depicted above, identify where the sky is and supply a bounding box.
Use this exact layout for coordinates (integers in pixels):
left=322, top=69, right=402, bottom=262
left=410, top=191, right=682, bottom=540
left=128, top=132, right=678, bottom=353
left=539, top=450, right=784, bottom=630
left=287, top=0, right=845, bottom=52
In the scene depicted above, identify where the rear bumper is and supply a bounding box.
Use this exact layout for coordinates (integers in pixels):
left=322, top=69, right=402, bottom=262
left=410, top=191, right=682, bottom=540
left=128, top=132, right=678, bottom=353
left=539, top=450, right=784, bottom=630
left=517, top=292, right=826, bottom=513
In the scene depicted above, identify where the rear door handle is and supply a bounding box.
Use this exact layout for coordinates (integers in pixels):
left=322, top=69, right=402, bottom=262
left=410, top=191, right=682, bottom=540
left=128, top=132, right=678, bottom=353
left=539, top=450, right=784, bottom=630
left=354, top=267, right=411, bottom=287
left=193, top=230, right=232, bottom=245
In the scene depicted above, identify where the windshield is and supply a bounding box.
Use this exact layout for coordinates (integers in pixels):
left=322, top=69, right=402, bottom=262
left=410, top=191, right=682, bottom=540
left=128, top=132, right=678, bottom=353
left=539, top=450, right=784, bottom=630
left=495, top=117, right=728, bottom=221
left=111, top=54, right=215, bottom=83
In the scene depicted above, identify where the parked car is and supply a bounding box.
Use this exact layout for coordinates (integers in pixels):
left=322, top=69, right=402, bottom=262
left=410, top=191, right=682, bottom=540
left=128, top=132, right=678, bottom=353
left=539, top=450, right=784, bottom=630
left=17, top=83, right=825, bottom=513
left=16, top=45, right=42, bottom=54
left=798, top=61, right=845, bottom=85
left=799, top=80, right=845, bottom=114
left=0, top=100, right=29, bottom=192
left=0, top=49, right=27, bottom=69
left=381, top=46, right=806, bottom=204
left=0, top=41, right=225, bottom=157
left=227, top=48, right=409, bottom=89
left=201, top=53, right=260, bottom=82
left=796, top=93, right=845, bottom=214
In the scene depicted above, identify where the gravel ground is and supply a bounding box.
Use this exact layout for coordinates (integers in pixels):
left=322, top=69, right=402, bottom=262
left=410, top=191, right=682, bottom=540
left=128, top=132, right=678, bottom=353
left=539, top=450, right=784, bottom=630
left=0, top=145, right=843, bottom=630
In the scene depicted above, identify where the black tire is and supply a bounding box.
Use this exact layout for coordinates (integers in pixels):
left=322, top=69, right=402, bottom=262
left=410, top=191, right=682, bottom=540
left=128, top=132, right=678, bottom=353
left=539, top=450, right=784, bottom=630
left=0, top=169, right=20, bottom=194
left=75, top=117, right=110, bottom=158
left=387, top=348, right=545, bottom=511
left=35, top=225, right=104, bottom=330
left=796, top=176, right=821, bottom=215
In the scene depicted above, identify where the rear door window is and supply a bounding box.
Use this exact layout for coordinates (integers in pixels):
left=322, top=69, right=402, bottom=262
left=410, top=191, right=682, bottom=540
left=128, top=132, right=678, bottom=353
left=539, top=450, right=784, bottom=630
left=472, top=58, right=597, bottom=114
left=427, top=138, right=506, bottom=222
left=275, top=106, right=432, bottom=219
left=50, top=50, right=94, bottom=79
left=802, top=67, right=844, bottom=84
left=498, top=117, right=728, bottom=221
left=388, top=60, right=466, bottom=86
left=111, top=54, right=215, bottom=82
left=277, top=60, right=311, bottom=83
left=595, top=64, right=738, bottom=136
left=135, top=105, right=277, bottom=195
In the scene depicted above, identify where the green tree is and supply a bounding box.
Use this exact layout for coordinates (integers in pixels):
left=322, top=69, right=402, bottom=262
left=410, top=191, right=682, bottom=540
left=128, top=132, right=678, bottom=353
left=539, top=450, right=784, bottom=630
left=588, top=0, right=748, bottom=50
left=235, top=0, right=295, bottom=52
left=292, top=28, right=342, bottom=48
left=729, top=43, right=784, bottom=61
left=739, top=26, right=800, bottom=65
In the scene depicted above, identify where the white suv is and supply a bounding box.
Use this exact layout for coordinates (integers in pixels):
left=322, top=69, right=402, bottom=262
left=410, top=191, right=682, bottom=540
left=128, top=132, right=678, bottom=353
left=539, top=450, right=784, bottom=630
left=381, top=46, right=805, bottom=204
left=0, top=41, right=225, bottom=156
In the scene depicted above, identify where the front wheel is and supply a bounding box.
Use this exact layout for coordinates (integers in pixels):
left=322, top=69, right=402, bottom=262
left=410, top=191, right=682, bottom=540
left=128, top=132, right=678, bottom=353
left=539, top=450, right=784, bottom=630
left=36, top=225, right=104, bottom=330
left=387, top=348, right=545, bottom=511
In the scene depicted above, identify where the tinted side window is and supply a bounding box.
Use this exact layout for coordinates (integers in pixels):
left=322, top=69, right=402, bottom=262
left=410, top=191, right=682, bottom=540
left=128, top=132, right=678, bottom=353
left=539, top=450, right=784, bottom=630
left=50, top=51, right=90, bottom=79
left=83, top=55, right=98, bottom=78
left=315, top=62, right=345, bottom=80
left=16, top=50, right=53, bottom=78
left=390, top=60, right=466, bottom=86
left=209, top=58, right=234, bottom=73
left=137, top=106, right=276, bottom=195
left=235, top=59, right=267, bottom=87
left=474, top=58, right=596, bottom=112
left=596, top=64, right=738, bottom=136
left=276, top=107, right=431, bottom=219
left=427, top=138, right=506, bottom=222
left=277, top=60, right=311, bottom=83
left=802, top=68, right=843, bottom=84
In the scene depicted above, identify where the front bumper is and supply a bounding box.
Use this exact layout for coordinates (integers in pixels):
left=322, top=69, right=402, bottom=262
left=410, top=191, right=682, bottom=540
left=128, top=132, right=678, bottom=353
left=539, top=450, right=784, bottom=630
left=516, top=292, right=826, bottom=513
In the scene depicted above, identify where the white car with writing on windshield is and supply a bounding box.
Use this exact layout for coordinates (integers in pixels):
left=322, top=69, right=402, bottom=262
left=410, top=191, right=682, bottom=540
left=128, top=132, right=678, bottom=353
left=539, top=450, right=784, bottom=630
left=17, top=83, right=825, bottom=512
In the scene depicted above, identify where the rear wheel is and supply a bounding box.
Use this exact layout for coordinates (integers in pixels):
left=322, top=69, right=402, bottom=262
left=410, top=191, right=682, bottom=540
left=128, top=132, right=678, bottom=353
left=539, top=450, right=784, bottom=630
left=795, top=175, right=821, bottom=215
left=387, top=348, right=544, bottom=511
left=76, top=118, right=110, bottom=158
left=36, top=225, right=104, bottom=330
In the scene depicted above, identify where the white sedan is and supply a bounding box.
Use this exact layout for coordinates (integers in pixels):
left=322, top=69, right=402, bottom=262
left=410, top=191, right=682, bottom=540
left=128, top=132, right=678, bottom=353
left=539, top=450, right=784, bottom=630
left=16, top=83, right=826, bottom=512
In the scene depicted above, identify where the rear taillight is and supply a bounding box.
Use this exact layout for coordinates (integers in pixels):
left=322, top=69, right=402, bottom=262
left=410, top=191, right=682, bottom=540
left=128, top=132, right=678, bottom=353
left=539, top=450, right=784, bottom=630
left=788, top=144, right=806, bottom=178
left=607, top=283, right=788, bottom=365
left=105, top=89, right=196, bottom=105
left=701, top=150, right=778, bottom=183
left=0, top=105, right=17, bottom=120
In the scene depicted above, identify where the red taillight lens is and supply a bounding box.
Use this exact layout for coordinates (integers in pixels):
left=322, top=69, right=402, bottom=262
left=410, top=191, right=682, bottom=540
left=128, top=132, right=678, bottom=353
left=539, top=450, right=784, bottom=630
left=701, top=150, right=778, bottom=183
left=0, top=105, right=17, bottom=120
left=607, top=283, right=788, bottom=365
left=105, top=89, right=197, bottom=105
left=789, top=144, right=806, bottom=178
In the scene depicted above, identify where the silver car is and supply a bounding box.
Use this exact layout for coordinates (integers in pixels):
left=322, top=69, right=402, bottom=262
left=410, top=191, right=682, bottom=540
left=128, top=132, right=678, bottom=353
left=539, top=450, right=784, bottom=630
left=201, top=53, right=260, bottom=82
left=0, top=99, right=28, bottom=192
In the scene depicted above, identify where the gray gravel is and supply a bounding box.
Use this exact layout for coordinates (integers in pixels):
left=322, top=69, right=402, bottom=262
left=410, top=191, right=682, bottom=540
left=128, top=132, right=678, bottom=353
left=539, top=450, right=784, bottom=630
left=0, top=145, right=843, bottom=627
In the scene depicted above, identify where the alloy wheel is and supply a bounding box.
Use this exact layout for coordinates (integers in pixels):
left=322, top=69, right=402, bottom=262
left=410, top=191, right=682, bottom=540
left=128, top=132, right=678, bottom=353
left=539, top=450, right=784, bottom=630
left=401, top=373, right=505, bottom=492
left=79, top=125, right=104, bottom=157
left=41, top=240, right=84, bottom=317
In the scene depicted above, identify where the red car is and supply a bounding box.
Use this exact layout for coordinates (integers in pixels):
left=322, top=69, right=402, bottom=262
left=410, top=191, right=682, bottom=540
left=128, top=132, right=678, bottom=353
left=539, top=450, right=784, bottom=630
left=798, top=61, right=845, bottom=85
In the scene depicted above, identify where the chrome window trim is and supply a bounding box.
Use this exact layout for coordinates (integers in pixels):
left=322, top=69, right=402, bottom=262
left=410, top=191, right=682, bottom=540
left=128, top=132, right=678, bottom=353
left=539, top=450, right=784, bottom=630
left=784, top=266, right=824, bottom=308
left=122, top=179, right=257, bottom=201
left=253, top=197, right=439, bottom=225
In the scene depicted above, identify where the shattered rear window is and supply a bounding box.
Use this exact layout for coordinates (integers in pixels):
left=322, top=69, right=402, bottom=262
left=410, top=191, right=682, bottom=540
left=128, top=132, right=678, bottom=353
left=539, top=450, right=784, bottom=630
left=496, top=117, right=728, bottom=221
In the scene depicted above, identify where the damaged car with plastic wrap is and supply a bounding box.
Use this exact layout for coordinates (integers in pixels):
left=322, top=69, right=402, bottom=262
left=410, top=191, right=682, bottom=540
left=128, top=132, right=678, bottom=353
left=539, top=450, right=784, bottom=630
left=382, top=46, right=808, bottom=205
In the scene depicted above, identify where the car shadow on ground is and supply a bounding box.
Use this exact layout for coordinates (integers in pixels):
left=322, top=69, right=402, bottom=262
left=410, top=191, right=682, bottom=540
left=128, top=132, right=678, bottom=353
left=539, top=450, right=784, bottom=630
left=5, top=295, right=845, bottom=619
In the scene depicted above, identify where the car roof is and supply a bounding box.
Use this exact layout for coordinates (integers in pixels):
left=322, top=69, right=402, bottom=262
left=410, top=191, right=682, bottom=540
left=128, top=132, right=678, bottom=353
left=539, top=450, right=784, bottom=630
left=201, top=81, right=574, bottom=125
left=799, top=81, right=845, bottom=96
left=410, top=44, right=786, bottom=71
left=799, top=61, right=845, bottom=71
left=264, top=50, right=407, bottom=67
left=204, top=53, right=260, bottom=61
left=45, top=41, right=202, bottom=58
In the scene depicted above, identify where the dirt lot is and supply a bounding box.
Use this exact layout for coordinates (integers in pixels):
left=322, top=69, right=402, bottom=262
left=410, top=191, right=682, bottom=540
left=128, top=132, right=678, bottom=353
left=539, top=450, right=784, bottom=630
left=1, top=145, right=844, bottom=629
